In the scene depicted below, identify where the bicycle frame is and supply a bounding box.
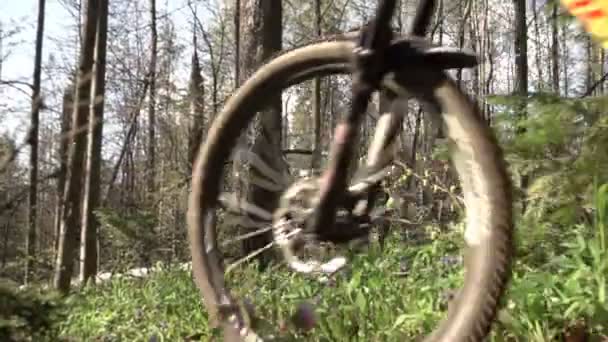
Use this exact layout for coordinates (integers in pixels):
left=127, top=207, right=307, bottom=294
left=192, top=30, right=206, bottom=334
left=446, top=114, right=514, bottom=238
left=311, top=0, right=437, bottom=238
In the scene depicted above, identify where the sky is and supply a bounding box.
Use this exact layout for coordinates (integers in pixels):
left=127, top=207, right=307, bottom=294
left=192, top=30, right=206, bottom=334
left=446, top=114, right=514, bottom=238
left=1, top=0, right=71, bottom=136
left=0, top=0, right=199, bottom=162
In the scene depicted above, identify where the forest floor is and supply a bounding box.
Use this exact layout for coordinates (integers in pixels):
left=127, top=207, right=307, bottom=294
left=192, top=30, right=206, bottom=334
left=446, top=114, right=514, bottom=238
left=3, top=219, right=608, bottom=341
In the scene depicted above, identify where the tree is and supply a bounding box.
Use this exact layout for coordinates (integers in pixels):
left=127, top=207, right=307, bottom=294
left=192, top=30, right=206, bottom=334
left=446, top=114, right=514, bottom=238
left=310, top=0, right=322, bottom=172
left=513, top=0, right=529, bottom=211
left=513, top=0, right=528, bottom=98
left=551, top=1, right=559, bottom=94
left=189, top=2, right=230, bottom=118
left=54, top=0, right=99, bottom=294
left=531, top=0, right=543, bottom=90
left=455, top=0, right=472, bottom=87
left=234, top=0, right=240, bottom=88
left=24, top=0, right=46, bottom=285
left=0, top=21, right=3, bottom=80
left=147, top=0, right=158, bottom=206
left=188, top=31, right=205, bottom=170
left=53, top=83, right=73, bottom=258
left=79, top=0, right=108, bottom=284
left=239, top=0, right=284, bottom=266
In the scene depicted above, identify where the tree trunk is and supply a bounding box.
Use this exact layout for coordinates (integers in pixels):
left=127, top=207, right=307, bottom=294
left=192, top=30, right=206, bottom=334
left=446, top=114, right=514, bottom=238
left=513, top=0, right=529, bottom=211
left=486, top=32, right=495, bottom=123
left=328, top=78, right=335, bottom=143
left=232, top=0, right=247, bottom=203
left=599, top=49, right=605, bottom=95
left=25, top=0, right=46, bottom=285
left=586, top=39, right=604, bottom=96
left=485, top=0, right=494, bottom=122
left=479, top=0, right=489, bottom=121
left=54, top=85, right=73, bottom=257
left=79, top=0, right=107, bottom=285
left=0, top=22, right=3, bottom=79
left=551, top=1, right=559, bottom=94
left=514, top=0, right=528, bottom=98
left=104, top=81, right=149, bottom=203
left=586, top=36, right=593, bottom=93
left=532, top=0, right=543, bottom=91
left=147, top=0, right=158, bottom=204
left=234, top=0, right=240, bottom=89
left=1, top=221, right=9, bottom=269
left=562, top=23, right=569, bottom=96
left=456, top=0, right=471, bottom=87
left=53, top=0, right=98, bottom=294
left=437, top=0, right=443, bottom=43
left=311, top=0, right=322, bottom=173
left=188, top=35, right=205, bottom=170
left=240, top=0, right=283, bottom=267
left=469, top=18, right=479, bottom=98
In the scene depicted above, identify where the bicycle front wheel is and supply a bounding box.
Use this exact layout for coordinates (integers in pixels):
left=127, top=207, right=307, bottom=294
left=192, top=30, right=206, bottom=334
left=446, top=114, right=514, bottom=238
left=188, top=36, right=514, bottom=342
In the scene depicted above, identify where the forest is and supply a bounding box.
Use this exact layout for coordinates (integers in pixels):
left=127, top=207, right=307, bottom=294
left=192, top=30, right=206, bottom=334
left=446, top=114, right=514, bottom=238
left=1, top=0, right=607, bottom=341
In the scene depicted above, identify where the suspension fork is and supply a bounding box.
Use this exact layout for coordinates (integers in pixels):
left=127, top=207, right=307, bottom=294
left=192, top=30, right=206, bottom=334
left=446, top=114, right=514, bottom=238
left=309, top=0, right=397, bottom=236
left=310, top=0, right=436, bottom=238
left=359, top=92, right=407, bottom=213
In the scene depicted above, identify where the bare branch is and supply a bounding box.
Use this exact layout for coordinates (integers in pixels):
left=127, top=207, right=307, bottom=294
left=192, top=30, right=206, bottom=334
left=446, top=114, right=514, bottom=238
left=0, top=110, right=102, bottom=175
left=0, top=127, right=34, bottom=174
left=0, top=79, right=33, bottom=89
left=0, top=79, right=34, bottom=98
left=581, top=72, right=608, bottom=98
left=0, top=169, right=61, bottom=214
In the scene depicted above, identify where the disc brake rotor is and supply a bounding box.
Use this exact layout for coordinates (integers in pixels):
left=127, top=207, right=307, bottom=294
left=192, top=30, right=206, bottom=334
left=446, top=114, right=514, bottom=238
left=272, top=177, right=349, bottom=276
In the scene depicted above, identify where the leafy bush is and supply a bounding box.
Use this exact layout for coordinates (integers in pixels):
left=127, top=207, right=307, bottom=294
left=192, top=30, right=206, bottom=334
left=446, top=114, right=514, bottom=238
left=496, top=183, right=608, bottom=340
left=0, top=282, right=64, bottom=342
left=489, top=93, right=608, bottom=227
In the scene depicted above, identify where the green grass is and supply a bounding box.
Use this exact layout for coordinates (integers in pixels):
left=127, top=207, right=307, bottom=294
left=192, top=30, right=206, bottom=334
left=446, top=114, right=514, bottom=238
left=52, top=234, right=466, bottom=341
left=49, top=221, right=606, bottom=341
left=5, top=184, right=608, bottom=341
left=57, top=269, right=212, bottom=341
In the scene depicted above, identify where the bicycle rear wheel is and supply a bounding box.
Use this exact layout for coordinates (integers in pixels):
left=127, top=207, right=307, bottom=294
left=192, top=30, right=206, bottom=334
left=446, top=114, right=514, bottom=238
left=188, top=36, right=514, bottom=342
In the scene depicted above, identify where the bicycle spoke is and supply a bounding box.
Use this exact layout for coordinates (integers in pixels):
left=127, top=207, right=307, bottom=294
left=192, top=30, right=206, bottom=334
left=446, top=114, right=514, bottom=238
left=348, top=165, right=392, bottom=194
left=225, top=229, right=300, bottom=275
left=220, top=226, right=274, bottom=247
left=223, top=212, right=270, bottom=229
left=234, top=148, right=291, bottom=187
left=219, top=193, right=274, bottom=221
left=219, top=220, right=290, bottom=247
left=380, top=216, right=419, bottom=225
left=248, top=173, right=285, bottom=192
left=368, top=206, right=392, bottom=219
left=225, top=242, right=276, bottom=275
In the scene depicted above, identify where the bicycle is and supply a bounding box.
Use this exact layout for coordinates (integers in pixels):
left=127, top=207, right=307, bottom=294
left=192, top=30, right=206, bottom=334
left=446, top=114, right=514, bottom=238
left=187, top=0, right=514, bottom=340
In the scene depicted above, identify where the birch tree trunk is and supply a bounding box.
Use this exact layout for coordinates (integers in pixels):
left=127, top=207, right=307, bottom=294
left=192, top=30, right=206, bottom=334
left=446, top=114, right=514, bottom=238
left=25, top=0, right=46, bottom=284
left=79, top=0, right=108, bottom=284
left=54, top=0, right=98, bottom=294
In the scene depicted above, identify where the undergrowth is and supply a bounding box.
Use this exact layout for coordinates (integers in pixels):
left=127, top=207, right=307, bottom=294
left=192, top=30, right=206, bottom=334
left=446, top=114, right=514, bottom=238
left=4, top=199, right=603, bottom=340
left=3, top=185, right=607, bottom=341
left=51, top=217, right=606, bottom=341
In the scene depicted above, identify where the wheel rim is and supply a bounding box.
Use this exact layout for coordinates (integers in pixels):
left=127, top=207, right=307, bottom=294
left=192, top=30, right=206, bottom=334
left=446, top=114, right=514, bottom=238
left=188, top=39, right=513, bottom=341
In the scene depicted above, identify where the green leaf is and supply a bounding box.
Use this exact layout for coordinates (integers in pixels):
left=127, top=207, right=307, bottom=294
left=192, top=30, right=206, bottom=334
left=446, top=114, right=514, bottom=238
left=355, top=291, right=366, bottom=311
left=386, top=197, right=394, bottom=209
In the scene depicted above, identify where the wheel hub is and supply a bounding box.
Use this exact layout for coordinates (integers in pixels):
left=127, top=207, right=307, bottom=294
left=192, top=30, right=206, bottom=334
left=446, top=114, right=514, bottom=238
left=271, top=177, right=374, bottom=276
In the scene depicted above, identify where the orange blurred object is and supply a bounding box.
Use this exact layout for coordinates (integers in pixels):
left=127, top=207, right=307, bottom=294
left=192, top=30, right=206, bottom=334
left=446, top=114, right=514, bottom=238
left=561, top=0, right=608, bottom=48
